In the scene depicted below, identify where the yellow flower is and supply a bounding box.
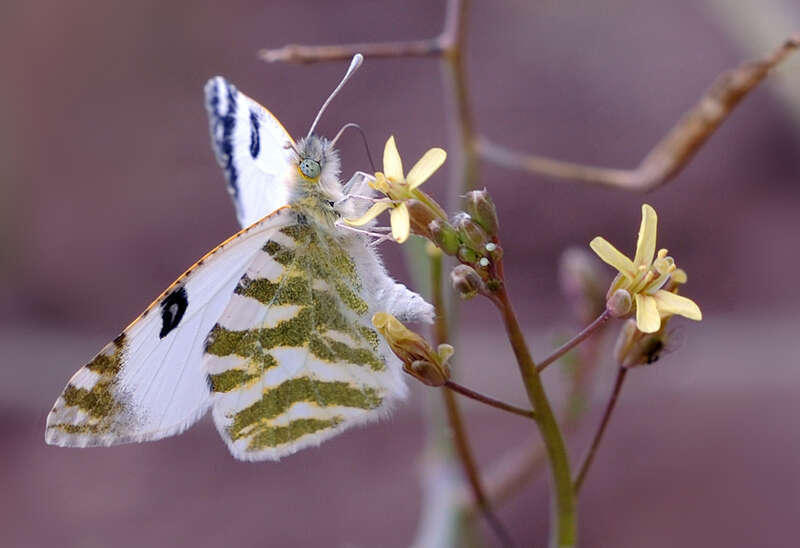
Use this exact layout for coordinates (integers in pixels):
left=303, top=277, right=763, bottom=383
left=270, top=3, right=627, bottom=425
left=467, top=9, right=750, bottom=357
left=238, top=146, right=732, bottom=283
left=344, top=136, right=446, bottom=243
left=590, top=204, right=702, bottom=333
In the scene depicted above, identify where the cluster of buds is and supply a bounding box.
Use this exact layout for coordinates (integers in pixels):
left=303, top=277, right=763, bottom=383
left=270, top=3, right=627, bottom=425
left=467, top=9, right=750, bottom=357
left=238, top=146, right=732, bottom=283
left=425, top=189, right=503, bottom=299
left=372, top=313, right=454, bottom=387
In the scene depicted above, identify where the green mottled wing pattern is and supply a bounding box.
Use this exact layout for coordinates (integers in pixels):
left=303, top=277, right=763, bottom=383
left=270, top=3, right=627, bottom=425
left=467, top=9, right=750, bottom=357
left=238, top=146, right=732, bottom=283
left=204, top=212, right=404, bottom=461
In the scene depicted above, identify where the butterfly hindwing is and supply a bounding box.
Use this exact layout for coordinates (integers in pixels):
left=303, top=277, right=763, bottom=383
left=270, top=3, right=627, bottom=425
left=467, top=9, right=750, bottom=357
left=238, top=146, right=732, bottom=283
left=45, top=207, right=295, bottom=448
left=205, top=76, right=296, bottom=228
left=205, top=213, right=405, bottom=460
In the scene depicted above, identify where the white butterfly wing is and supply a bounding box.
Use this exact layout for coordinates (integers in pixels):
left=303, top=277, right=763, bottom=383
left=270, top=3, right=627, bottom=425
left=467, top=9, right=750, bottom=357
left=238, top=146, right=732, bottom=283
left=45, top=207, right=294, bottom=448
left=205, top=77, right=295, bottom=228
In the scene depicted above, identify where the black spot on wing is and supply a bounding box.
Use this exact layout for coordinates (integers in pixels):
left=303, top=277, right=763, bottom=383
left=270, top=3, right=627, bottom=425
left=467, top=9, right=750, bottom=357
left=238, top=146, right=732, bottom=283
left=205, top=78, right=239, bottom=196
left=249, top=109, right=261, bottom=159
left=159, top=287, right=189, bottom=339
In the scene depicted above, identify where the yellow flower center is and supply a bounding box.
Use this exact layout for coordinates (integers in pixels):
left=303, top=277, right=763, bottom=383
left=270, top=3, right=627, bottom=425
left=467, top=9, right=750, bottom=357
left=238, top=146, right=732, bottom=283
left=615, top=248, right=678, bottom=296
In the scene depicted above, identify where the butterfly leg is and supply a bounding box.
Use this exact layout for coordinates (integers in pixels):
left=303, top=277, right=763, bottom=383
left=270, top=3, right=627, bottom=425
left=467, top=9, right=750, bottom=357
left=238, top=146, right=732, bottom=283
left=335, top=220, right=392, bottom=241
left=333, top=194, right=389, bottom=210
left=342, top=171, right=375, bottom=196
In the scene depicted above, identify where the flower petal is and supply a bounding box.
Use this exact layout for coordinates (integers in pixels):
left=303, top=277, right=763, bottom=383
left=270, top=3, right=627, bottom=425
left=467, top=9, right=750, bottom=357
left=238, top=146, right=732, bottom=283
left=406, top=148, right=446, bottom=189
left=635, top=294, right=661, bottom=333
left=390, top=202, right=411, bottom=243
left=670, top=268, right=687, bottom=285
left=652, top=290, right=702, bottom=321
left=342, top=201, right=391, bottom=226
left=590, top=237, right=636, bottom=278
left=634, top=204, right=657, bottom=267
left=369, top=172, right=390, bottom=195
left=383, top=136, right=404, bottom=181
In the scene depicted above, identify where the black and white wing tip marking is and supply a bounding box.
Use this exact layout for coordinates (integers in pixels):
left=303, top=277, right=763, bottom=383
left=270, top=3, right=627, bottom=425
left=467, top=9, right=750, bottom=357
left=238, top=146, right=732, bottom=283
left=204, top=77, right=295, bottom=228
left=205, top=76, right=242, bottom=199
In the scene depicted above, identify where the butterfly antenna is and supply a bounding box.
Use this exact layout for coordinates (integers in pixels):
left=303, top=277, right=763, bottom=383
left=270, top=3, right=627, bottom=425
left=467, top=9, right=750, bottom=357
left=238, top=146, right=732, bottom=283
left=306, top=53, right=364, bottom=139
left=283, top=141, right=301, bottom=158
left=331, top=123, right=376, bottom=172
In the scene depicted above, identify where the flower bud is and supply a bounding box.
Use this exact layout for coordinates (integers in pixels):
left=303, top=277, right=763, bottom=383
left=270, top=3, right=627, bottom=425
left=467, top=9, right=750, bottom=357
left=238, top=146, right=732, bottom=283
left=607, top=289, right=632, bottom=318
left=457, top=245, right=480, bottom=265
left=464, top=189, right=499, bottom=236
left=453, top=213, right=489, bottom=251
left=409, top=359, right=450, bottom=387
left=372, top=313, right=453, bottom=385
left=406, top=199, right=438, bottom=240
left=614, top=319, right=668, bottom=368
left=429, top=219, right=460, bottom=255
left=437, top=343, right=454, bottom=364
left=450, top=265, right=483, bottom=299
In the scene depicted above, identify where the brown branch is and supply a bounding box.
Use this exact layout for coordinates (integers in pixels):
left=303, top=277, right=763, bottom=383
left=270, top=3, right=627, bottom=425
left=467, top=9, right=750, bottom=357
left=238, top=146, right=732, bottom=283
left=444, top=380, right=535, bottom=420
left=573, top=366, right=629, bottom=491
left=537, top=309, right=610, bottom=373
left=478, top=34, right=800, bottom=191
left=260, top=0, right=466, bottom=63
left=260, top=39, right=444, bottom=63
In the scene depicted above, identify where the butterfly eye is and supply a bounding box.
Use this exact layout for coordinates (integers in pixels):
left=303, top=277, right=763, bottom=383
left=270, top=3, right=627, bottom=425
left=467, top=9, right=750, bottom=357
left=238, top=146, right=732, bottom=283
left=299, top=158, right=321, bottom=179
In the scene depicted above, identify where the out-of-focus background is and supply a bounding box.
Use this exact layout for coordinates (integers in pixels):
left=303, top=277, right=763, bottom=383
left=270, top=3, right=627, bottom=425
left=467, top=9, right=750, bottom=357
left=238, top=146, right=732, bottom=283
left=2, top=0, right=799, bottom=546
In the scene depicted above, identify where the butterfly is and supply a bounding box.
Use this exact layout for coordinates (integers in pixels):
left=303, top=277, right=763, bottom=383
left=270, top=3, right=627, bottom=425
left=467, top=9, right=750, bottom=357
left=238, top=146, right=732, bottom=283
left=45, top=54, right=434, bottom=461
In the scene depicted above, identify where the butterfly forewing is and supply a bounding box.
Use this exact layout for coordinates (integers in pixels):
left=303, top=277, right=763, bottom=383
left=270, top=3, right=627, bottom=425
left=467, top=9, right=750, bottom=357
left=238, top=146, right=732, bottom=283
left=205, top=214, right=404, bottom=460
left=205, top=77, right=296, bottom=228
left=45, top=207, right=294, bottom=448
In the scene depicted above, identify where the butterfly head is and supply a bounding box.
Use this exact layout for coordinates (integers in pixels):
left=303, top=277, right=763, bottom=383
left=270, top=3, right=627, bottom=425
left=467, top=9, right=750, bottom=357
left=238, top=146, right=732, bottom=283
left=294, top=136, right=339, bottom=183
left=290, top=136, right=342, bottom=209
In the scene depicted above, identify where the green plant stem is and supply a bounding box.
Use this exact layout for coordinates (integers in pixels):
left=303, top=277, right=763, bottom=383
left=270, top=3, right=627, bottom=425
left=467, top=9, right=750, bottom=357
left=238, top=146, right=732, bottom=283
left=444, top=380, right=535, bottom=420
left=537, top=310, right=611, bottom=373
left=494, top=285, right=577, bottom=547
left=431, top=252, right=515, bottom=548
left=573, top=365, right=628, bottom=492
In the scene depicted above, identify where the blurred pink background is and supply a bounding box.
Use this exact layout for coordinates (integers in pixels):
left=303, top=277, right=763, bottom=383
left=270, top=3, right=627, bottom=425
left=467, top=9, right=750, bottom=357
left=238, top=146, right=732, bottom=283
left=1, top=0, right=799, bottom=546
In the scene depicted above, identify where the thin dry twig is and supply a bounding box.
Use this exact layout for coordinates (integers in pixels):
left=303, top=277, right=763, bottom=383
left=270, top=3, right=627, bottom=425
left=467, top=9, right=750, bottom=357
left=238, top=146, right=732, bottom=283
left=260, top=0, right=465, bottom=63
left=260, top=38, right=445, bottom=63
left=444, top=380, right=535, bottom=420
left=573, top=366, right=629, bottom=491
left=478, top=34, right=800, bottom=191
